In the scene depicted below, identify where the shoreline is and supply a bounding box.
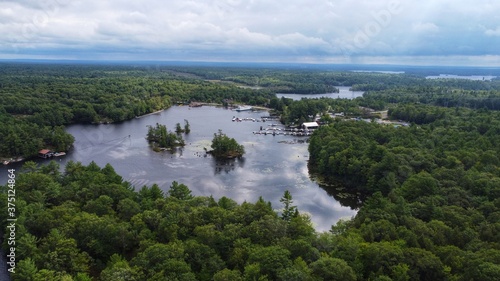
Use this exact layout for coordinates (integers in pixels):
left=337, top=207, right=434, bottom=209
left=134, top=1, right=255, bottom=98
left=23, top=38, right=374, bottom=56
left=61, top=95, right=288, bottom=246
left=135, top=108, right=167, bottom=118
left=1, top=104, right=272, bottom=164
left=1, top=157, right=25, bottom=165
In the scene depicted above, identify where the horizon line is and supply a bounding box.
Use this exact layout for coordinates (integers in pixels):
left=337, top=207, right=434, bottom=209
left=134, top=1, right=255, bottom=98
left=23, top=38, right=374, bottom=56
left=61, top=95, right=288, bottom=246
left=1, top=58, right=500, bottom=70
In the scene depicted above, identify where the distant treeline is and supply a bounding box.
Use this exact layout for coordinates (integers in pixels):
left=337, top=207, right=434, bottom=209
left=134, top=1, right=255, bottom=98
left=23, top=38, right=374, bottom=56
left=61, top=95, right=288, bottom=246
left=0, top=63, right=274, bottom=158
left=2, top=62, right=500, bottom=158
left=168, top=66, right=500, bottom=91
left=362, top=87, right=500, bottom=110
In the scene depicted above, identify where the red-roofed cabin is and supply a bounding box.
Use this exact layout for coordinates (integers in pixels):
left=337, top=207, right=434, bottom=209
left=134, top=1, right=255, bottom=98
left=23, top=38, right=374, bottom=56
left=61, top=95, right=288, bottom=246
left=38, top=149, right=53, bottom=159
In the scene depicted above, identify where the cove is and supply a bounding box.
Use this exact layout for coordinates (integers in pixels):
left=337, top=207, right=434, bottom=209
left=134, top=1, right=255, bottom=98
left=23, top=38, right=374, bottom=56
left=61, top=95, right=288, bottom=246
left=1, top=106, right=356, bottom=232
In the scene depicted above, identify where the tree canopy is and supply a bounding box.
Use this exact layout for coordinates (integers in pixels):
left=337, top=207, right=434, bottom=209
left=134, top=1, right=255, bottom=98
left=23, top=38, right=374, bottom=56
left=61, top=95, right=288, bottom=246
left=2, top=63, right=500, bottom=280
left=210, top=130, right=245, bottom=159
left=146, top=123, right=185, bottom=151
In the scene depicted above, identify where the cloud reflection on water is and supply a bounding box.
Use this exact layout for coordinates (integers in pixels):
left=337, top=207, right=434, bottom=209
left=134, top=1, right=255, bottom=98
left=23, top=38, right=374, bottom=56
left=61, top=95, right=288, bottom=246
left=63, top=106, right=357, bottom=232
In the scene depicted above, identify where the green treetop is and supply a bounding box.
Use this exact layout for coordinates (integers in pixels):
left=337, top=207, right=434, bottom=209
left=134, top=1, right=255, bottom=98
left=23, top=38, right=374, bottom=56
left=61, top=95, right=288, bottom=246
left=210, top=130, right=245, bottom=159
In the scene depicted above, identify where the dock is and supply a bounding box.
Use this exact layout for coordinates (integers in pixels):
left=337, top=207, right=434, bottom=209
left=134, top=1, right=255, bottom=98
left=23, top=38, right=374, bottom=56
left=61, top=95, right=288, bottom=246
left=261, top=116, right=280, bottom=121
left=231, top=115, right=281, bottom=123
left=252, top=128, right=314, bottom=137
left=231, top=115, right=315, bottom=137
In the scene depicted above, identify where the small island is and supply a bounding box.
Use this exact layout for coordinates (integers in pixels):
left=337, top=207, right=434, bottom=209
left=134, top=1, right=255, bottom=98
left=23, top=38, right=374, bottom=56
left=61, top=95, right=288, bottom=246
left=146, top=123, right=185, bottom=151
left=209, top=130, right=245, bottom=159
left=175, top=119, right=191, bottom=134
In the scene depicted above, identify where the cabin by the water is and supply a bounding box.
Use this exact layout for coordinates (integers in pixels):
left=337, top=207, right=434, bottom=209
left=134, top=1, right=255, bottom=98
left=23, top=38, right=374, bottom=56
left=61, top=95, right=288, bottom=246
left=38, top=149, right=54, bottom=159
left=38, top=149, right=66, bottom=159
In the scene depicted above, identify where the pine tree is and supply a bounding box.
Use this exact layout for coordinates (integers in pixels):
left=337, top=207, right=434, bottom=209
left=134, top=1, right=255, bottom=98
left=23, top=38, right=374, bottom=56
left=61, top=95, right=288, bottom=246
left=175, top=122, right=183, bottom=134
left=168, top=181, right=193, bottom=200
left=280, top=190, right=298, bottom=222
left=184, top=119, right=191, bottom=134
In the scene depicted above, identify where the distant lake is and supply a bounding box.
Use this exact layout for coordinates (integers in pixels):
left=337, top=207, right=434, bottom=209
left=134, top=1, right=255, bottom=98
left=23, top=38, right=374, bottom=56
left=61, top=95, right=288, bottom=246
left=0, top=106, right=357, bottom=232
left=352, top=70, right=405, bottom=74
left=276, top=86, right=364, bottom=100
left=426, top=74, right=497, bottom=81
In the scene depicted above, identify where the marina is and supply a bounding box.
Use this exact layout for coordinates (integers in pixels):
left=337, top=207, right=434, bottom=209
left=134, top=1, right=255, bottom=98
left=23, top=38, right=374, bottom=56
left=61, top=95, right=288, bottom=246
left=231, top=114, right=317, bottom=136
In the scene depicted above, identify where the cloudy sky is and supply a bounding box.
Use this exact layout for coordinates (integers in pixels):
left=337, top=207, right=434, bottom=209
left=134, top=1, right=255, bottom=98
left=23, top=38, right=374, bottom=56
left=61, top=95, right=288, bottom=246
left=1, top=0, right=500, bottom=65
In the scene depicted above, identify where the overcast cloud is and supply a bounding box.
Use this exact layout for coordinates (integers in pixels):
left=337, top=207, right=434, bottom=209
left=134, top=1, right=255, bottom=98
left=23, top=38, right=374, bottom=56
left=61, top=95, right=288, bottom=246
left=1, top=0, right=500, bottom=65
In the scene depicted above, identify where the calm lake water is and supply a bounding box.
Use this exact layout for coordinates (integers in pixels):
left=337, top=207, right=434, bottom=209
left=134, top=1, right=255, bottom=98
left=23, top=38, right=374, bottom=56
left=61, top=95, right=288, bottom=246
left=426, top=74, right=497, bottom=81
left=276, top=86, right=364, bottom=100
left=1, top=106, right=357, bottom=232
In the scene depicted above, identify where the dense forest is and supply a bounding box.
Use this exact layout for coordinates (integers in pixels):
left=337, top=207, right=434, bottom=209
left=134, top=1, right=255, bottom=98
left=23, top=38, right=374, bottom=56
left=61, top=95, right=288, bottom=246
left=2, top=62, right=500, bottom=159
left=2, top=148, right=499, bottom=280
left=307, top=104, right=500, bottom=280
left=167, top=65, right=500, bottom=94
left=1, top=161, right=335, bottom=281
left=0, top=63, right=274, bottom=159
left=2, top=63, right=500, bottom=280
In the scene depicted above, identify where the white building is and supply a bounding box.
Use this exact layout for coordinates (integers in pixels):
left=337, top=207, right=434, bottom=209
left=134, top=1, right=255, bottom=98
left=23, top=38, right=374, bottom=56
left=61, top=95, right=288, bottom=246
left=302, top=122, right=319, bottom=130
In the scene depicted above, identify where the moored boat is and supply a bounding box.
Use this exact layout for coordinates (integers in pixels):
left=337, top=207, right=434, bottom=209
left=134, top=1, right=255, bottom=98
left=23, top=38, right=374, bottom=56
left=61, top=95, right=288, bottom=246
left=234, top=105, right=253, bottom=112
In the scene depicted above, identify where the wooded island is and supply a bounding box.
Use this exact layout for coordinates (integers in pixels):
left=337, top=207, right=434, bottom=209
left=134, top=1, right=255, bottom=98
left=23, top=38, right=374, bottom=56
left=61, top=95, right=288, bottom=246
left=209, top=130, right=245, bottom=159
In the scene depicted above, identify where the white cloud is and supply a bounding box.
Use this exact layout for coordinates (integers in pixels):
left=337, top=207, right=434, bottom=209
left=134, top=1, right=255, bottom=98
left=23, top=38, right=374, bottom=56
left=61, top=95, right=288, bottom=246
left=485, top=27, right=500, bottom=37
left=0, top=8, right=16, bottom=23
left=412, top=22, right=439, bottom=33
left=118, top=11, right=150, bottom=25
left=1, top=0, right=500, bottom=64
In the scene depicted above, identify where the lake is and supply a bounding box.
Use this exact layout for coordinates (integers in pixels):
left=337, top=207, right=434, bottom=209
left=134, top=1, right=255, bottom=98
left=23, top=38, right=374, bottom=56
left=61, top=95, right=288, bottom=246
left=1, top=106, right=357, bottom=232
left=352, top=70, right=405, bottom=74
left=276, top=86, right=364, bottom=100
left=426, top=74, right=497, bottom=81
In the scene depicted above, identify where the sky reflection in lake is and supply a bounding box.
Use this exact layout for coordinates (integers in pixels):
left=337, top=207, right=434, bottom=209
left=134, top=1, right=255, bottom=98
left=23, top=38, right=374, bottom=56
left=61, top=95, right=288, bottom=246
left=2, top=106, right=357, bottom=232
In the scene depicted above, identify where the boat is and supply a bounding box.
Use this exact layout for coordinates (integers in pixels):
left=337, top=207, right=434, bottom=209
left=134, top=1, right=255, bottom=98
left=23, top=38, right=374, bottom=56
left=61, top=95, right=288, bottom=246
left=234, top=105, right=253, bottom=112
left=53, top=152, right=66, bottom=157
left=2, top=160, right=9, bottom=165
